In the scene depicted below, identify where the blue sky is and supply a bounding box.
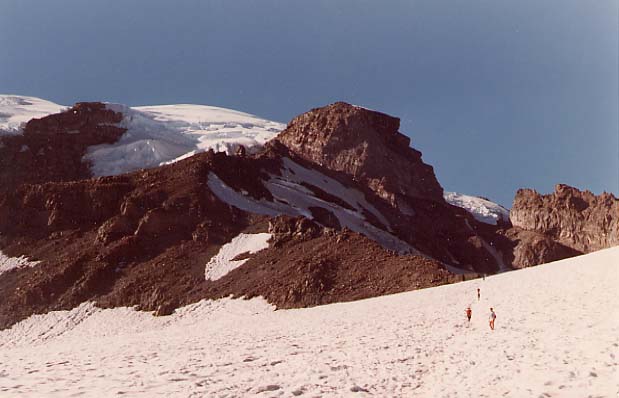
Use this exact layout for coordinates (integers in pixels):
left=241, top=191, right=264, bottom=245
left=1, top=0, right=617, bottom=206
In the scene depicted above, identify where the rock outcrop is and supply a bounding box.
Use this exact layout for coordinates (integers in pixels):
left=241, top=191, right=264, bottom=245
left=510, top=184, right=618, bottom=250
left=210, top=216, right=465, bottom=309
left=503, top=184, right=618, bottom=268
left=0, top=102, right=125, bottom=194
left=273, top=102, right=443, bottom=211
left=271, top=103, right=506, bottom=273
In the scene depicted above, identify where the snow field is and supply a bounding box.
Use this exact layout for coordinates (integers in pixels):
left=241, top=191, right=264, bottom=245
left=0, top=247, right=617, bottom=397
left=204, top=233, right=272, bottom=281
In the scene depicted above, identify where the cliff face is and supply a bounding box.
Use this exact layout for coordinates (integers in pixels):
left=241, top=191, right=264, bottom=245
left=273, top=102, right=443, bottom=211
left=510, top=184, right=618, bottom=254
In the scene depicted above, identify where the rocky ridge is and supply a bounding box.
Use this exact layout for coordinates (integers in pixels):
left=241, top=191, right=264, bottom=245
left=506, top=184, right=618, bottom=268
left=274, top=102, right=443, bottom=209
left=511, top=184, right=618, bottom=252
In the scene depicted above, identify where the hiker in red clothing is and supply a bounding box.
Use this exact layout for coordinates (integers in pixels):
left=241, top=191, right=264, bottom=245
left=465, top=307, right=472, bottom=322
left=489, top=308, right=496, bottom=330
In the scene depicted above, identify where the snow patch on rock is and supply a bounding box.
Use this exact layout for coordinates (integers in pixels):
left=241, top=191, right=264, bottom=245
left=0, top=250, right=40, bottom=276
left=205, top=233, right=272, bottom=281
left=274, top=157, right=391, bottom=230
left=207, top=172, right=284, bottom=216
left=444, top=192, right=510, bottom=225
left=207, top=158, right=420, bottom=255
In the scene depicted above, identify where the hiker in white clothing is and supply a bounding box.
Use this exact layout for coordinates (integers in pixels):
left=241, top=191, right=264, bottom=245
left=488, top=307, right=496, bottom=330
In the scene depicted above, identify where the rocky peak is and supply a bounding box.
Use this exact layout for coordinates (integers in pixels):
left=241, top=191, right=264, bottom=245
left=273, top=102, right=444, bottom=209
left=24, top=102, right=122, bottom=133
left=510, top=184, right=618, bottom=253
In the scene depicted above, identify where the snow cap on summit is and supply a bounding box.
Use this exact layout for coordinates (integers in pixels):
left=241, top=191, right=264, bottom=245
left=0, top=95, right=66, bottom=135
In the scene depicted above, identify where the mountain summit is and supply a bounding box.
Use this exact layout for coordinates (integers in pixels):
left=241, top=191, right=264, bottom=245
left=274, top=102, right=443, bottom=209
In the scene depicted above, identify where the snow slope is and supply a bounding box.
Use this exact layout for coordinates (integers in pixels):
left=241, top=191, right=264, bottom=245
left=445, top=191, right=510, bottom=225
left=0, top=95, right=66, bottom=135
left=85, top=103, right=284, bottom=176
left=204, top=233, right=272, bottom=281
left=1, top=247, right=616, bottom=397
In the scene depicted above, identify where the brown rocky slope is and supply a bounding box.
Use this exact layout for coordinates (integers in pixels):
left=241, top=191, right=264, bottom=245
left=0, top=147, right=469, bottom=329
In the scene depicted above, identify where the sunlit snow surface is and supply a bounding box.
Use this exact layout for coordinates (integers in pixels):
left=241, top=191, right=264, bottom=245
left=85, top=103, right=284, bottom=176
left=1, top=247, right=617, bottom=397
left=0, top=251, right=40, bottom=276
left=444, top=191, right=510, bottom=225
left=0, top=95, right=66, bottom=135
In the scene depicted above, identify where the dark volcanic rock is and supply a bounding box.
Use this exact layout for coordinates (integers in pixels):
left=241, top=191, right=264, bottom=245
left=0, top=102, right=126, bottom=194
left=510, top=184, right=618, bottom=255
left=273, top=102, right=444, bottom=210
